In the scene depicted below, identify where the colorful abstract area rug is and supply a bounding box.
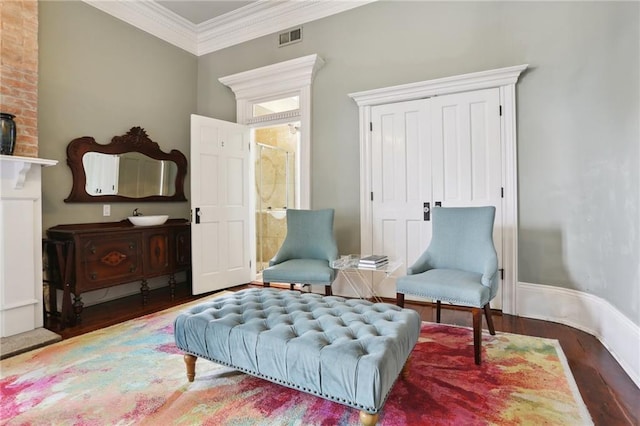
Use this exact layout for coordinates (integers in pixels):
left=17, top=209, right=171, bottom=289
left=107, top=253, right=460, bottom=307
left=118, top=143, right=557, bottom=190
left=1, top=295, right=592, bottom=425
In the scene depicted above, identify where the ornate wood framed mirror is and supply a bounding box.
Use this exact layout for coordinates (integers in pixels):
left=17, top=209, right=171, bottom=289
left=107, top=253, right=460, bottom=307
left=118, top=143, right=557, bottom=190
left=64, top=126, right=188, bottom=203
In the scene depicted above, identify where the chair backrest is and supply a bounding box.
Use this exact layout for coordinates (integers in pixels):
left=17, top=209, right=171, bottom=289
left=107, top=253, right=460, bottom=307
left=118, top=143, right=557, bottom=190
left=274, top=209, right=338, bottom=262
left=427, top=206, right=497, bottom=276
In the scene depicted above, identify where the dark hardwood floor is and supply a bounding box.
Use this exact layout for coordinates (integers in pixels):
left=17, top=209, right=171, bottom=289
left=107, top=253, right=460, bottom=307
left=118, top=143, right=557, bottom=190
left=44, top=282, right=639, bottom=426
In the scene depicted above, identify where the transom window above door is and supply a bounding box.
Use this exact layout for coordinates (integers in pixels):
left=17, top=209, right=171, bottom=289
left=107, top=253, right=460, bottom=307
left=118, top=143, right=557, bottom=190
left=253, top=96, right=300, bottom=118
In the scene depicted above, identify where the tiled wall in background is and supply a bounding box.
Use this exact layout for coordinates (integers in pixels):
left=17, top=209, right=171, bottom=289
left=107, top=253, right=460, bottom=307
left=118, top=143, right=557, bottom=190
left=254, top=125, right=297, bottom=269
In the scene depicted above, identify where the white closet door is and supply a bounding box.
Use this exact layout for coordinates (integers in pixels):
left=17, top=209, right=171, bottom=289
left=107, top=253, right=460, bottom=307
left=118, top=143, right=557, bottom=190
left=370, top=88, right=503, bottom=307
left=430, top=88, right=503, bottom=308
left=371, top=99, right=432, bottom=272
left=190, top=114, right=252, bottom=295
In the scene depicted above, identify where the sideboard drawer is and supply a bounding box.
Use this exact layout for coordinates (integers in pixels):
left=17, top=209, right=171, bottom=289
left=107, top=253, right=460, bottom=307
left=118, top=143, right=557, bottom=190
left=78, top=235, right=142, bottom=290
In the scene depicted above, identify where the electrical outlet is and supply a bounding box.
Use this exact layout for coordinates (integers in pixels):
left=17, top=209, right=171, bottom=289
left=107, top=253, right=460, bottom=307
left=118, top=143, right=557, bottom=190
left=103, top=204, right=111, bottom=216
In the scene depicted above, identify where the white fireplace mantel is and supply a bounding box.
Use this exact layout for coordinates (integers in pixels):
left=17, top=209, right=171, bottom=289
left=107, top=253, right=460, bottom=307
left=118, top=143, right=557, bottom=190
left=1, top=154, right=57, bottom=337
left=1, top=155, right=57, bottom=189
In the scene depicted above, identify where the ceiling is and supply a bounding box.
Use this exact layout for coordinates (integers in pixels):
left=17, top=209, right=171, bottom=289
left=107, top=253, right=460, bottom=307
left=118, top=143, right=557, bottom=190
left=84, top=0, right=375, bottom=56
left=156, top=1, right=257, bottom=25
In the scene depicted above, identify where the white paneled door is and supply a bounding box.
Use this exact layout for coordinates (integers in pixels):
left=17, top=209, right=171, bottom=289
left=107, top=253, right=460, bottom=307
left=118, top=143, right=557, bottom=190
left=371, top=99, right=433, bottom=271
left=190, top=114, right=252, bottom=295
left=370, top=88, right=504, bottom=308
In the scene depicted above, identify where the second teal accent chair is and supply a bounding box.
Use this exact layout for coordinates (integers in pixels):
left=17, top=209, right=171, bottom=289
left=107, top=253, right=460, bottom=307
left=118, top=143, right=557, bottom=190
left=396, top=206, right=499, bottom=365
left=262, top=208, right=339, bottom=296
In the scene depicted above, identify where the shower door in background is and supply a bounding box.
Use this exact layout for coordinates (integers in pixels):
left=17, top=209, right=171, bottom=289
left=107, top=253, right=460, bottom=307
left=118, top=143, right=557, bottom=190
left=254, top=123, right=298, bottom=274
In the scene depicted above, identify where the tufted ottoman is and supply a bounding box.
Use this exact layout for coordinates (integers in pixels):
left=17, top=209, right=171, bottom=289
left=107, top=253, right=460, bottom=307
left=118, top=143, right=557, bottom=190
left=174, top=288, right=421, bottom=425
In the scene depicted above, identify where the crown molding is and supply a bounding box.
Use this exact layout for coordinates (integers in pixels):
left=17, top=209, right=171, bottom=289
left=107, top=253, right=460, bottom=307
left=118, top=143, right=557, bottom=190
left=83, top=0, right=376, bottom=57
left=197, top=0, right=375, bottom=56
left=83, top=0, right=199, bottom=55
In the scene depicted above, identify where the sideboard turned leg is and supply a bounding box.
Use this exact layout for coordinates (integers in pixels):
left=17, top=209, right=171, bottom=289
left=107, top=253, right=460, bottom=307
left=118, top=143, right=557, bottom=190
left=184, top=354, right=197, bottom=382
left=359, top=411, right=379, bottom=426
left=140, top=279, right=150, bottom=305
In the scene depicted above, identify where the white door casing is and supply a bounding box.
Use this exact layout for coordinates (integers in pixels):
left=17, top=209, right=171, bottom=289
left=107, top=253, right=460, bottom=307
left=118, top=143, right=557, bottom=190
left=350, top=65, right=527, bottom=314
left=219, top=54, right=325, bottom=210
left=191, top=114, right=252, bottom=295
left=219, top=54, right=324, bottom=281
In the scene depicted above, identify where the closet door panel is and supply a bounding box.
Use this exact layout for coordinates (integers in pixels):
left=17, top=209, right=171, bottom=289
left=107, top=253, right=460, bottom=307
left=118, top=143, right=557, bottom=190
left=431, top=88, right=501, bottom=207
left=371, top=99, right=431, bottom=271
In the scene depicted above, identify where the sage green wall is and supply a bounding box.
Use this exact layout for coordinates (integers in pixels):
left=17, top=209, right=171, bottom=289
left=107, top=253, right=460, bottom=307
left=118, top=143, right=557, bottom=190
left=39, top=1, right=197, bottom=231
left=197, top=1, right=639, bottom=325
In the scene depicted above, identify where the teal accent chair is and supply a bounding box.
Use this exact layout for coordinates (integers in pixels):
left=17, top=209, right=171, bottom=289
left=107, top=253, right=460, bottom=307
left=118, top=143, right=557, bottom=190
left=396, top=206, right=499, bottom=365
left=262, top=209, right=339, bottom=296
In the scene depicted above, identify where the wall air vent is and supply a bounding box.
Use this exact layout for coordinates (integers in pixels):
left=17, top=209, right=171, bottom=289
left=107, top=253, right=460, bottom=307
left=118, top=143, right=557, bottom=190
left=278, top=27, right=302, bottom=47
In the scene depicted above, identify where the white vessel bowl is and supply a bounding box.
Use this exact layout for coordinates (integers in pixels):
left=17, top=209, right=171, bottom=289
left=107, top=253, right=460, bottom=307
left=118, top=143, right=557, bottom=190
left=128, top=215, right=169, bottom=226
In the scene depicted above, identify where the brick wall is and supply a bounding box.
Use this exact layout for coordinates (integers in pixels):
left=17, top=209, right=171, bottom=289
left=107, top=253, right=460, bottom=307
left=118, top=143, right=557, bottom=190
left=0, top=0, right=38, bottom=157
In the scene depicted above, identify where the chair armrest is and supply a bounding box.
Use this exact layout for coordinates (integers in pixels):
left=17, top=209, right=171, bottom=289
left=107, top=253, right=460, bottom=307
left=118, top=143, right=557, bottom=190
left=327, top=246, right=339, bottom=265
left=269, top=252, right=285, bottom=267
left=406, top=251, right=434, bottom=275
left=481, top=255, right=499, bottom=287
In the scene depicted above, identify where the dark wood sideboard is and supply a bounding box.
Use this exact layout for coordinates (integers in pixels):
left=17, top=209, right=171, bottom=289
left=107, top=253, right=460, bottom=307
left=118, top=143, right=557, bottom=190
left=46, top=219, right=191, bottom=325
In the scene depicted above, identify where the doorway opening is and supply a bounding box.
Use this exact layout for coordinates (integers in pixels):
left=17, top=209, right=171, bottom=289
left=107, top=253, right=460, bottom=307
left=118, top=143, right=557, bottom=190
left=254, top=122, right=300, bottom=277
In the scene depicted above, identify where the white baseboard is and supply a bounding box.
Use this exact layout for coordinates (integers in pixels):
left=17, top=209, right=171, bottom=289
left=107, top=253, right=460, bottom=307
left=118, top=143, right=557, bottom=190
left=516, top=281, right=640, bottom=389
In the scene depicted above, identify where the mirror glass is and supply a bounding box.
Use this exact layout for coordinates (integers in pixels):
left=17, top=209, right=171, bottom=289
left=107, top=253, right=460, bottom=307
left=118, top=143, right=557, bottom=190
left=65, top=126, right=187, bottom=203
left=82, top=152, right=177, bottom=197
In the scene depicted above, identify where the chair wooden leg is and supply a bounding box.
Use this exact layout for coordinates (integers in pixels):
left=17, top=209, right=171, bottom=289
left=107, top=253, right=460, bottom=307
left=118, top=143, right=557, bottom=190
left=325, top=285, right=332, bottom=296
left=472, top=307, right=482, bottom=365
left=396, top=293, right=404, bottom=308
left=436, top=300, right=442, bottom=323
left=484, top=303, right=496, bottom=335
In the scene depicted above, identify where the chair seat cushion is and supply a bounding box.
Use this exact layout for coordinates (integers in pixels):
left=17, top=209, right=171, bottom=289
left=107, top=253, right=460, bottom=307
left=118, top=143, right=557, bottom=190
left=262, top=259, right=336, bottom=284
left=396, top=268, right=490, bottom=307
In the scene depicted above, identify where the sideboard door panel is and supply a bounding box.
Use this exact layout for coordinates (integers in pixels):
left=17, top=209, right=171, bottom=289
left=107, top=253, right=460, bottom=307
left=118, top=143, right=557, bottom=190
left=174, top=228, right=191, bottom=269
left=144, top=230, right=171, bottom=276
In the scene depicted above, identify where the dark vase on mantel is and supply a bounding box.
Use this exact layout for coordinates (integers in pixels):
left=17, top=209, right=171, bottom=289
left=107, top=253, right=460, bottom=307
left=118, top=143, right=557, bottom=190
left=1, top=112, right=17, bottom=155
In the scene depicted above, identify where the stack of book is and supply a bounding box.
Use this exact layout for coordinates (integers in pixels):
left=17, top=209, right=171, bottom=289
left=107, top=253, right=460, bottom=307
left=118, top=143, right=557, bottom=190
left=358, top=255, right=389, bottom=269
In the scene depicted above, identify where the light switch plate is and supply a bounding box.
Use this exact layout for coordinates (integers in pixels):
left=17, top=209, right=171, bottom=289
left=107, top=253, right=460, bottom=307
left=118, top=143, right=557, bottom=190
left=103, top=204, right=111, bottom=216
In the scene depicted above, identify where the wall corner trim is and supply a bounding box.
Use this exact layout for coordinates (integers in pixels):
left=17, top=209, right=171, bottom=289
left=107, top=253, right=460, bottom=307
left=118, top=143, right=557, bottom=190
left=517, top=281, right=640, bottom=389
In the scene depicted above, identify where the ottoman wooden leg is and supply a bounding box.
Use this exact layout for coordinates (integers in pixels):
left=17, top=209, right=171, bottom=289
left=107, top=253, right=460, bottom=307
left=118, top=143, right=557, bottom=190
left=401, top=356, right=411, bottom=379
left=184, top=354, right=197, bottom=382
left=359, top=411, right=379, bottom=426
